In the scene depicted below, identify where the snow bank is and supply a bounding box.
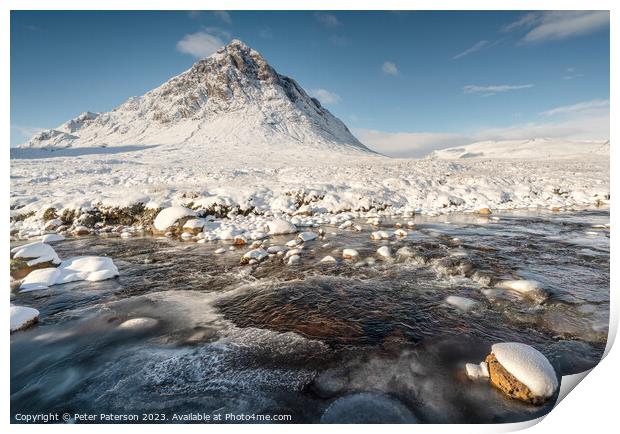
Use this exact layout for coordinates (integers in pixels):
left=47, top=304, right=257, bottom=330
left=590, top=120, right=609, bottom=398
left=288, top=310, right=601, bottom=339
left=491, top=343, right=558, bottom=398
left=20, top=268, right=61, bottom=292
left=11, top=242, right=60, bottom=266
left=10, top=305, right=40, bottom=332
left=153, top=206, right=196, bottom=231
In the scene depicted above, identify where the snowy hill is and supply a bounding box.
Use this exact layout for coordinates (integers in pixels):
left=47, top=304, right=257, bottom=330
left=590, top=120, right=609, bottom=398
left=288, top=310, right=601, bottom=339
left=20, top=39, right=370, bottom=156
left=427, top=138, right=609, bottom=160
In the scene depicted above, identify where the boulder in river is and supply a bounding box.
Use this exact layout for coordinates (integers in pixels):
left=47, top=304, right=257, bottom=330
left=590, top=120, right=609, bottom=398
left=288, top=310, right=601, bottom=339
left=10, top=305, right=40, bottom=332
left=485, top=343, right=558, bottom=405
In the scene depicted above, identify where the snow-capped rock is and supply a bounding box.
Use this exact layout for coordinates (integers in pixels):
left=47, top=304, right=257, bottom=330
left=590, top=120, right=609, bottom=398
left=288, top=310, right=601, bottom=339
left=486, top=343, right=558, bottom=404
left=10, top=306, right=40, bottom=332
left=267, top=219, right=297, bottom=235
left=241, top=248, right=268, bottom=264
left=153, top=206, right=196, bottom=232
left=376, top=246, right=392, bottom=258
left=342, top=249, right=359, bottom=259
left=11, top=242, right=61, bottom=266
left=297, top=231, right=318, bottom=242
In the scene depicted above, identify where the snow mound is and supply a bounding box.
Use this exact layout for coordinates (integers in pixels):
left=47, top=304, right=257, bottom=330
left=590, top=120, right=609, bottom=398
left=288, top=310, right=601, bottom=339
left=40, top=233, right=65, bottom=243
left=491, top=342, right=558, bottom=398
left=153, top=206, right=196, bottom=231
left=10, top=305, right=40, bottom=332
left=11, top=242, right=61, bottom=266
left=428, top=138, right=609, bottom=160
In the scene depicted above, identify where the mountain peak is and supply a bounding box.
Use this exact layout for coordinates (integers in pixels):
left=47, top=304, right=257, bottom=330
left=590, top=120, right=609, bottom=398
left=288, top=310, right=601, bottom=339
left=21, top=40, right=370, bottom=154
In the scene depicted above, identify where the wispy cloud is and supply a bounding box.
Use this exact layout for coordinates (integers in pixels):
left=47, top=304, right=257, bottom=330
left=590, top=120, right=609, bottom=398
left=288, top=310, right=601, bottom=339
left=11, top=124, right=44, bottom=140
left=310, top=88, right=341, bottom=105
left=314, top=12, right=340, bottom=27
left=453, top=40, right=490, bottom=59
left=503, top=11, right=609, bottom=43
left=539, top=99, right=609, bottom=116
left=562, top=67, right=584, bottom=80
left=212, top=11, right=232, bottom=24
left=176, top=28, right=230, bottom=59
left=463, top=84, right=534, bottom=96
left=381, top=61, right=398, bottom=76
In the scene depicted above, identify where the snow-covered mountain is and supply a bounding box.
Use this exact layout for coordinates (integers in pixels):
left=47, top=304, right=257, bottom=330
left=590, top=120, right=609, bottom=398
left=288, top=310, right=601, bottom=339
left=427, top=138, right=609, bottom=160
left=21, top=39, right=370, bottom=155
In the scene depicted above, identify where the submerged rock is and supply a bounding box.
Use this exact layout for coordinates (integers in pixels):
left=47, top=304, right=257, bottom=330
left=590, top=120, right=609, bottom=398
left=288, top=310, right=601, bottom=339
left=320, top=392, right=418, bottom=424
left=445, top=295, right=480, bottom=312
left=297, top=231, right=318, bottom=242
left=495, top=279, right=548, bottom=303
left=486, top=343, right=558, bottom=405
left=118, top=317, right=159, bottom=331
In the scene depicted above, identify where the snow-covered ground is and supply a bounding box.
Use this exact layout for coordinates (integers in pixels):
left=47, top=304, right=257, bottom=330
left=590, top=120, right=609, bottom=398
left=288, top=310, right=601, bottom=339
left=10, top=141, right=609, bottom=233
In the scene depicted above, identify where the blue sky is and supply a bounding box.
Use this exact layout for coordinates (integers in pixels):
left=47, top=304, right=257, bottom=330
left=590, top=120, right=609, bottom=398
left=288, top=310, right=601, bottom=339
left=10, top=10, right=610, bottom=156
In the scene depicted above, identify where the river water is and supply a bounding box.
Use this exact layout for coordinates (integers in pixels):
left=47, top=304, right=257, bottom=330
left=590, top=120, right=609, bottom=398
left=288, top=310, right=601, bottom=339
left=10, top=209, right=609, bottom=423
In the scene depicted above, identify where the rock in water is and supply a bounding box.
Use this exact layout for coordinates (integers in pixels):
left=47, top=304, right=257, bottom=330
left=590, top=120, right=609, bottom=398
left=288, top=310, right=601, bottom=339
left=153, top=206, right=196, bottom=233
left=118, top=317, right=159, bottom=330
left=486, top=343, right=558, bottom=404
left=495, top=279, right=548, bottom=304
left=320, top=393, right=418, bottom=423
left=445, top=295, right=480, bottom=312
left=10, top=305, right=40, bottom=332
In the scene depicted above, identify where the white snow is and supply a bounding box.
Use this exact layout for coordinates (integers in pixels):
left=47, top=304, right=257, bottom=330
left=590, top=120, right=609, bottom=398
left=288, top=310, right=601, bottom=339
left=465, top=362, right=489, bottom=380
left=40, top=233, right=65, bottom=243
left=153, top=206, right=196, bottom=231
left=10, top=306, right=40, bottom=332
left=371, top=231, right=391, bottom=240
left=11, top=242, right=61, bottom=266
left=491, top=342, right=558, bottom=398
left=242, top=248, right=268, bottom=263
left=183, top=218, right=205, bottom=230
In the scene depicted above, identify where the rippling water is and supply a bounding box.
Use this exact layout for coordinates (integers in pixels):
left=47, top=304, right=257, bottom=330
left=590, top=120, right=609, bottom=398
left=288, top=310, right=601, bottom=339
left=10, top=209, right=609, bottom=423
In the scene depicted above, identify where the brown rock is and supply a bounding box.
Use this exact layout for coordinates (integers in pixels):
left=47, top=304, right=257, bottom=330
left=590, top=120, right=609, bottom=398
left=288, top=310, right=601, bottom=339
left=485, top=353, right=547, bottom=405
left=10, top=258, right=58, bottom=280
left=475, top=207, right=492, bottom=215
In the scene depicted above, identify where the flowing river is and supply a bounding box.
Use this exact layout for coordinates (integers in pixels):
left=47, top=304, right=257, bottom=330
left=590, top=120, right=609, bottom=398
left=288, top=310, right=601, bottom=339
left=10, top=209, right=609, bottom=423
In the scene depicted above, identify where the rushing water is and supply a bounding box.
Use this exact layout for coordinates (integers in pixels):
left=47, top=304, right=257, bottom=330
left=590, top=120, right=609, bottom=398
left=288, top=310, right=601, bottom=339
left=10, top=209, right=609, bottom=423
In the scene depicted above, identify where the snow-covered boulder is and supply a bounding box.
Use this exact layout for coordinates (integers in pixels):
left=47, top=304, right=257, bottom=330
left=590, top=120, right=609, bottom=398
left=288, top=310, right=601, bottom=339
left=20, top=268, right=61, bottom=292
left=267, top=219, right=297, bottom=235
left=11, top=242, right=61, bottom=266
left=10, top=242, right=61, bottom=279
left=320, top=255, right=337, bottom=264
left=10, top=305, right=40, bottom=332
left=153, top=206, right=196, bottom=233
left=241, top=248, right=268, bottom=264
left=370, top=230, right=391, bottom=240
left=485, top=343, right=558, bottom=404
left=182, top=218, right=205, bottom=234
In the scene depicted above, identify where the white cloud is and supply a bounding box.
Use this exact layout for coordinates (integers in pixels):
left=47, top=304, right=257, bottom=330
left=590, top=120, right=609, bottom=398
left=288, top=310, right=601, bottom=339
left=354, top=108, right=608, bottom=158
left=176, top=29, right=229, bottom=59
left=453, top=40, right=490, bottom=59
left=310, top=89, right=341, bottom=105
left=213, top=11, right=232, bottom=24
left=11, top=124, right=44, bottom=140
left=315, top=13, right=340, bottom=27
left=539, top=99, right=609, bottom=116
left=381, top=61, right=398, bottom=76
left=503, top=11, right=609, bottom=43
left=463, top=84, right=534, bottom=96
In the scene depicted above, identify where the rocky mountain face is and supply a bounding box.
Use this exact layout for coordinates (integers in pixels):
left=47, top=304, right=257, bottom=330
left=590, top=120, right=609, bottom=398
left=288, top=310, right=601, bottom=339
left=21, top=39, right=370, bottom=154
